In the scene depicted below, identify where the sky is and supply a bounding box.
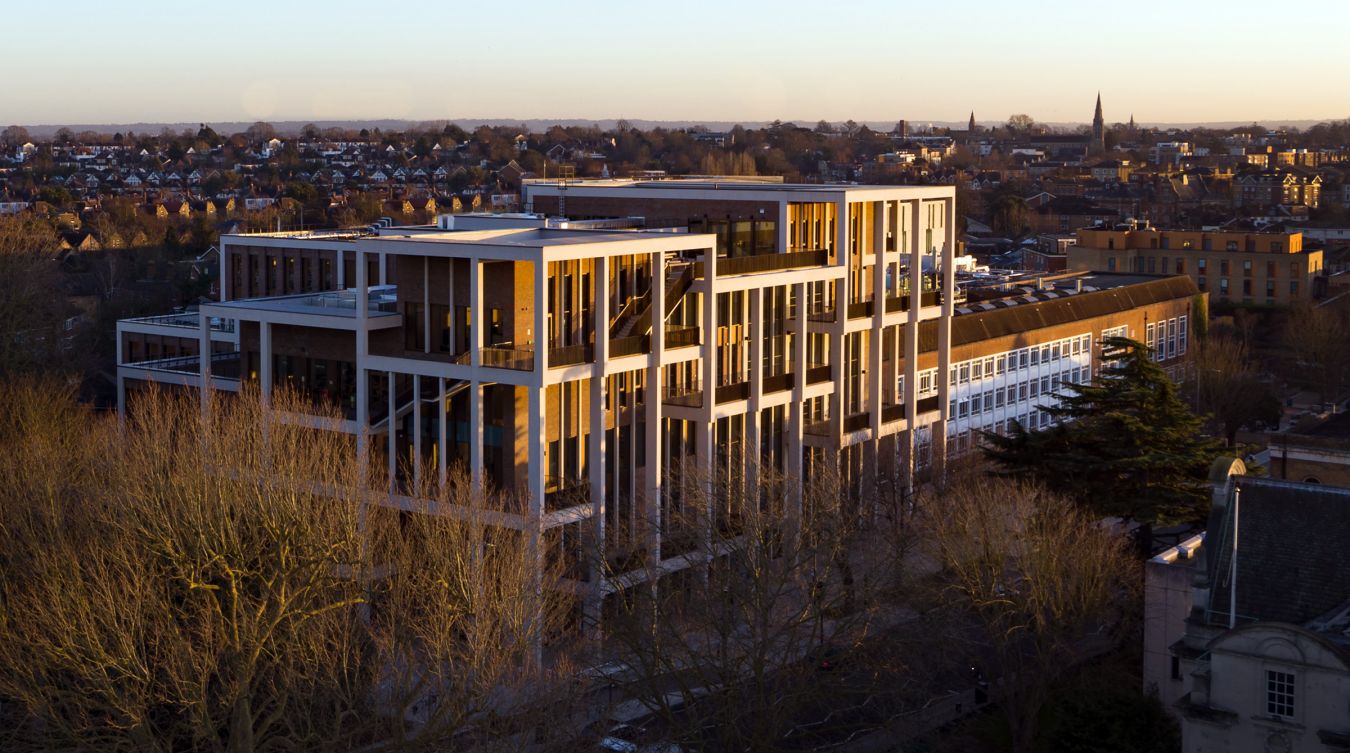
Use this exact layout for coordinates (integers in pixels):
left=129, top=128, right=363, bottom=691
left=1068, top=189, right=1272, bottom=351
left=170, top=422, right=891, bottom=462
left=5, top=0, right=1349, bottom=127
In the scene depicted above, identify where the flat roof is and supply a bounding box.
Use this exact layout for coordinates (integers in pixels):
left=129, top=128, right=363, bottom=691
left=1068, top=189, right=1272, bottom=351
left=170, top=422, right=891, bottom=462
left=363, top=227, right=715, bottom=257
left=211, top=287, right=398, bottom=318
left=524, top=177, right=953, bottom=198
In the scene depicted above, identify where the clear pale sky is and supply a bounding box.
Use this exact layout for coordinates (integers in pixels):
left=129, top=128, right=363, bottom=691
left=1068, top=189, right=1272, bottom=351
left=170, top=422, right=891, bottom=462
left=6, top=0, right=1348, bottom=126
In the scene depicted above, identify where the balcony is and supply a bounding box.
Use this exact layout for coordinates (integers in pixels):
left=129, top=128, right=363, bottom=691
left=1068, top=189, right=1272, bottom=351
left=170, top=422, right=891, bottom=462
left=804, top=417, right=833, bottom=436
left=664, top=325, right=700, bottom=349
left=545, top=476, right=590, bottom=512
left=609, top=334, right=650, bottom=358
left=842, top=411, right=871, bottom=433
left=805, top=364, right=831, bottom=385
left=715, top=381, right=750, bottom=404
left=761, top=372, right=794, bottom=394
left=548, top=343, right=593, bottom=367
left=846, top=300, right=874, bottom=319
left=127, top=351, right=241, bottom=379
left=662, top=380, right=702, bottom=408
left=714, top=248, right=828, bottom=276
left=121, top=312, right=236, bottom=332
left=479, top=345, right=534, bottom=371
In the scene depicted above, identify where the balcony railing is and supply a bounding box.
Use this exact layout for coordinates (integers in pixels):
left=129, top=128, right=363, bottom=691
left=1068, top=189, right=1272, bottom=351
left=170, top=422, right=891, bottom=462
left=881, top=403, right=906, bottom=423
left=129, top=351, right=241, bottom=379
left=662, top=380, right=703, bottom=408
left=846, top=300, right=874, bottom=319
left=548, top=343, right=593, bottom=367
left=121, top=312, right=236, bottom=332
left=664, top=325, right=700, bottom=349
left=479, top=345, right=534, bottom=371
left=609, top=334, right=649, bottom=358
left=715, top=381, right=750, bottom=404
left=761, top=372, right=794, bottom=394
left=917, top=394, right=941, bottom=414
left=715, top=249, right=828, bottom=276
left=545, top=476, right=590, bottom=512
left=805, top=364, right=832, bottom=385
left=804, top=418, right=832, bottom=436
left=842, top=411, right=871, bottom=433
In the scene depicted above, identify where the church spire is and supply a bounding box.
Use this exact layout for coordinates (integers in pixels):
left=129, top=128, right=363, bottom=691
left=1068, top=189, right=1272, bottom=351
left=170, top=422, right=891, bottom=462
left=1091, top=92, right=1106, bottom=153
left=969, top=111, right=976, bottom=132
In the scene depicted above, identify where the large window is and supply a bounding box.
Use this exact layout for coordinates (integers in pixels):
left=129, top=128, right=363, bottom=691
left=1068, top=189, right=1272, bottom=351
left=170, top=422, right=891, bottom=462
left=1266, top=670, right=1295, bottom=719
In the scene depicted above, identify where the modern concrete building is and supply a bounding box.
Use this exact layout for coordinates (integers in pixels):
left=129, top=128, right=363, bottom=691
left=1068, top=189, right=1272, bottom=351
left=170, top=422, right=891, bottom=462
left=1069, top=224, right=1324, bottom=305
left=117, top=179, right=1203, bottom=637
left=118, top=180, right=961, bottom=630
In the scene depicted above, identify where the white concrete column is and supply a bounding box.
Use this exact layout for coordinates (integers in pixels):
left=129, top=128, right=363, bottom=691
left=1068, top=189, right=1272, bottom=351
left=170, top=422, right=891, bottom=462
left=219, top=239, right=231, bottom=300
left=378, top=251, right=387, bottom=286
left=646, top=251, right=664, bottom=558
left=586, top=372, right=607, bottom=645
left=701, top=247, right=717, bottom=412
left=870, top=201, right=886, bottom=435
left=447, top=258, right=457, bottom=356
left=830, top=200, right=848, bottom=446
left=387, top=371, right=397, bottom=493
left=904, top=200, right=924, bottom=497
left=437, top=377, right=448, bottom=488
left=259, top=321, right=272, bottom=406
left=470, top=380, right=483, bottom=489
left=746, top=287, right=763, bottom=503
left=787, top=282, right=806, bottom=539
left=777, top=200, right=789, bottom=252
left=355, top=250, right=370, bottom=482
left=934, top=196, right=957, bottom=486
left=336, top=248, right=345, bottom=289
left=534, top=260, right=548, bottom=373
left=469, top=257, right=482, bottom=368
left=412, top=376, right=423, bottom=490
left=526, top=384, right=547, bottom=664
left=422, top=256, right=431, bottom=353
left=198, top=311, right=212, bottom=416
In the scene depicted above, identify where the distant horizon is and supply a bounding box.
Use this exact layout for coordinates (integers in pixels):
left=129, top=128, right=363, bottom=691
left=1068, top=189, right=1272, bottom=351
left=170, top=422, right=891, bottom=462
left=8, top=115, right=1347, bottom=140
left=5, top=1, right=1349, bottom=126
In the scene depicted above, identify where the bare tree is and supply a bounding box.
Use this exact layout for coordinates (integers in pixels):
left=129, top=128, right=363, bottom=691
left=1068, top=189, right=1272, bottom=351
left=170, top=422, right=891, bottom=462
left=603, top=461, right=915, bottom=751
left=0, top=215, right=70, bottom=376
left=1282, top=301, right=1350, bottom=406
left=0, top=384, right=574, bottom=753
left=1188, top=329, right=1279, bottom=446
left=1, top=125, right=29, bottom=147
left=918, top=472, right=1137, bottom=753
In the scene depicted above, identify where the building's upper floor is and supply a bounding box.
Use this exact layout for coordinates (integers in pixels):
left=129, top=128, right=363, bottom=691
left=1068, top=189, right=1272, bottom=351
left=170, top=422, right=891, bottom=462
left=1075, top=226, right=1304, bottom=255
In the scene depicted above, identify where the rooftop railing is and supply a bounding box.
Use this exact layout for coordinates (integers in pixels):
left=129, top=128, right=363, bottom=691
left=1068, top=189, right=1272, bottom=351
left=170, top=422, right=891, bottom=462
left=121, top=312, right=236, bottom=332
left=715, top=248, right=828, bottom=276
left=127, top=351, right=241, bottom=379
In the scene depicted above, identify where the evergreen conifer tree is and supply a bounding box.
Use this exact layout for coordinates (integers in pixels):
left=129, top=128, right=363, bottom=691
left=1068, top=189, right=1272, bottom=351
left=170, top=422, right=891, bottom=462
left=983, top=337, right=1224, bottom=527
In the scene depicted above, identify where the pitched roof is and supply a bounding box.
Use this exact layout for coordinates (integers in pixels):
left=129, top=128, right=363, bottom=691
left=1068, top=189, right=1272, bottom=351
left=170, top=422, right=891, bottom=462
left=918, top=274, right=1198, bottom=352
left=1205, top=477, right=1350, bottom=628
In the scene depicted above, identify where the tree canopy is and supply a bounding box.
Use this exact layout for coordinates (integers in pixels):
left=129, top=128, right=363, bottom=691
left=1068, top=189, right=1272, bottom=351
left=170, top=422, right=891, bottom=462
left=982, top=337, right=1224, bottom=527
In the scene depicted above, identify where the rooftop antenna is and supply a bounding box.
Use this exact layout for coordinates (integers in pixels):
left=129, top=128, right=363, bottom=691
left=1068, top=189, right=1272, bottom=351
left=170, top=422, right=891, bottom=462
left=1229, top=486, right=1240, bottom=629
